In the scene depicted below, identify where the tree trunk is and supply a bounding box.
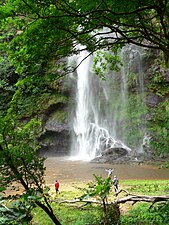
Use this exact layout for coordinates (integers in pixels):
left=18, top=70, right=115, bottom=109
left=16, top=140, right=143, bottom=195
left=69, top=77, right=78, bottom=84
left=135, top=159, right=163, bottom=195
left=36, top=201, right=61, bottom=225
left=103, top=198, right=108, bottom=225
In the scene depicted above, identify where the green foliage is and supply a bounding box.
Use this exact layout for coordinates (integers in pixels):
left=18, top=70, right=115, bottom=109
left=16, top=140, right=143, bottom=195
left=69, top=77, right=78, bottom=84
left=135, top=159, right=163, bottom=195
left=124, top=93, right=147, bottom=147
left=163, top=162, right=169, bottom=168
left=1, top=0, right=169, bottom=75
left=148, top=100, right=169, bottom=155
left=79, top=175, right=120, bottom=225
left=0, top=116, right=45, bottom=191
left=0, top=57, right=19, bottom=116
left=93, top=49, right=123, bottom=79
left=8, top=75, right=68, bottom=118
left=0, top=194, right=34, bottom=225
left=149, top=72, right=169, bottom=97
left=0, top=114, right=61, bottom=224
left=52, top=110, right=68, bottom=123
left=80, top=175, right=112, bottom=201
left=0, top=0, right=77, bottom=74
left=121, top=202, right=169, bottom=225
left=127, top=72, right=138, bottom=88
left=145, top=58, right=169, bottom=156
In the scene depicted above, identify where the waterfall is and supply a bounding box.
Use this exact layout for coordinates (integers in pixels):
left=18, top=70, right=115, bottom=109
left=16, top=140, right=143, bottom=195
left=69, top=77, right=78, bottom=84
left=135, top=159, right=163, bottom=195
left=70, top=45, right=147, bottom=161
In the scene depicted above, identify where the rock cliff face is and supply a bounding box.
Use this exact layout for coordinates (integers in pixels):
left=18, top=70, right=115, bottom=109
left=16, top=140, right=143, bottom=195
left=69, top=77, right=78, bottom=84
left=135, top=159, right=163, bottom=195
left=38, top=112, right=71, bottom=156
left=38, top=77, right=74, bottom=157
left=38, top=49, right=169, bottom=160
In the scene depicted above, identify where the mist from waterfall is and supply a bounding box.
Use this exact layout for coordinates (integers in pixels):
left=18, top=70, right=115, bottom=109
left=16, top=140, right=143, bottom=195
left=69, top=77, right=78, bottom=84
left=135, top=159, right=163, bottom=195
left=70, top=45, right=147, bottom=161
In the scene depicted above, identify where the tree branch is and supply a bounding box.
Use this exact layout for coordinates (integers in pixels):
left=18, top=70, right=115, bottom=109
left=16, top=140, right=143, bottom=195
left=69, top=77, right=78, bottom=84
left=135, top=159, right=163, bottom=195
left=55, top=190, right=169, bottom=209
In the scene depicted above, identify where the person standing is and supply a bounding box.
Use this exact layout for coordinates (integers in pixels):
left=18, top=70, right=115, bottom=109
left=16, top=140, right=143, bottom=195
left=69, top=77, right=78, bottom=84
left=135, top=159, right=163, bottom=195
left=113, top=175, right=119, bottom=193
left=55, top=180, right=59, bottom=193
left=105, top=168, right=114, bottom=178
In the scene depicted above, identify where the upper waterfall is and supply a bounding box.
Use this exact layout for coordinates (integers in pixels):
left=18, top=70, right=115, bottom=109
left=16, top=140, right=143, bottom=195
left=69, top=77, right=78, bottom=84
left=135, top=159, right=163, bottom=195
left=70, top=45, right=147, bottom=161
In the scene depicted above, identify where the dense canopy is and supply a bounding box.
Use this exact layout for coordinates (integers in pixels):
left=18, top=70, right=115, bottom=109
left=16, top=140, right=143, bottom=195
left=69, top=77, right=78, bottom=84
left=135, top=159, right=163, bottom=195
left=1, top=0, right=169, bottom=71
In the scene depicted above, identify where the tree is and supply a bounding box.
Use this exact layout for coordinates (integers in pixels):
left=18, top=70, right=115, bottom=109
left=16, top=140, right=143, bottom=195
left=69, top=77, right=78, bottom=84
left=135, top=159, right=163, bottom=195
left=79, top=175, right=120, bottom=225
left=0, top=0, right=77, bottom=74
left=0, top=115, right=61, bottom=224
left=1, top=0, right=169, bottom=70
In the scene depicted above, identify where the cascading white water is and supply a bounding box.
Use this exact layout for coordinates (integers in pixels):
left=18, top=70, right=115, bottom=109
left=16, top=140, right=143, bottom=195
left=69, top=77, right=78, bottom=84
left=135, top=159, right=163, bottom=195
left=71, top=50, right=93, bottom=160
left=70, top=45, right=147, bottom=161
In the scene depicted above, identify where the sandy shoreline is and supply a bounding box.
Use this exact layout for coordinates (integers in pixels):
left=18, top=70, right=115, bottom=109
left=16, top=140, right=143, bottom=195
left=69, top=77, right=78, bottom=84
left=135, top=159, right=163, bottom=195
left=44, top=157, right=169, bottom=186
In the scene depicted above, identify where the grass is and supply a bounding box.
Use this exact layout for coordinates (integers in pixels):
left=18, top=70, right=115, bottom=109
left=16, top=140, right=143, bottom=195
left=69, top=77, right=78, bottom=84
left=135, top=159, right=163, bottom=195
left=32, top=180, right=169, bottom=225
left=120, top=202, right=169, bottom=225
left=120, top=180, right=169, bottom=195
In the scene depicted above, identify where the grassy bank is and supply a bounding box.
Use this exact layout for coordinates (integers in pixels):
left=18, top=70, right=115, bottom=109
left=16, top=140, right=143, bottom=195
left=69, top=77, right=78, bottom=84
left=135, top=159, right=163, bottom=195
left=32, top=179, right=169, bottom=225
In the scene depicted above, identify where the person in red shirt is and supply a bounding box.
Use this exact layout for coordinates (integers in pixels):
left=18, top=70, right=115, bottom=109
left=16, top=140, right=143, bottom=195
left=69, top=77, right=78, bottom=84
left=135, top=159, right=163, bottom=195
left=55, top=180, right=59, bottom=193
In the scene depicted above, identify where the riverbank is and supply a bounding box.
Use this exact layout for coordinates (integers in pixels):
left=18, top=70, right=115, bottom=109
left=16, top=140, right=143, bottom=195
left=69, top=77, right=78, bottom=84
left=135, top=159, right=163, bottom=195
left=44, top=157, right=169, bottom=192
